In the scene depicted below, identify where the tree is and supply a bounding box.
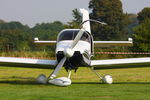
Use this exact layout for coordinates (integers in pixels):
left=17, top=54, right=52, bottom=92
left=0, top=21, right=31, bottom=51
left=138, top=7, right=150, bottom=23
left=89, top=0, right=129, bottom=40
left=133, top=19, right=150, bottom=52
left=17, top=41, right=30, bottom=51
left=132, top=8, right=150, bottom=52
left=127, top=14, right=138, bottom=36
left=31, top=21, right=64, bottom=51
left=66, top=9, right=82, bottom=28
left=0, top=20, right=66, bottom=51
left=0, top=19, right=6, bottom=24
left=32, top=21, right=64, bottom=40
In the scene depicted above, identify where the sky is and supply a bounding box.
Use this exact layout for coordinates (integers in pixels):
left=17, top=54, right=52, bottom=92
left=0, top=0, right=150, bottom=27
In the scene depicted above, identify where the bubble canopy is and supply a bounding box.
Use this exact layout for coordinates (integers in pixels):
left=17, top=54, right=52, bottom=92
left=58, top=29, right=90, bottom=42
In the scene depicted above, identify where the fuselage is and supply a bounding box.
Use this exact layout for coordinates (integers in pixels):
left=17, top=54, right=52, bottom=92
left=55, top=29, right=93, bottom=70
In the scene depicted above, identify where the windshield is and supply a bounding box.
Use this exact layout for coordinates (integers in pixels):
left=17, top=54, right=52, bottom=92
left=59, top=30, right=78, bottom=41
left=58, top=30, right=90, bottom=43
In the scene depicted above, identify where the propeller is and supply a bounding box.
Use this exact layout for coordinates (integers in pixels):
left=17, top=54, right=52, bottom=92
left=49, top=19, right=107, bottom=79
left=63, top=28, right=85, bottom=58
left=49, top=28, right=85, bottom=79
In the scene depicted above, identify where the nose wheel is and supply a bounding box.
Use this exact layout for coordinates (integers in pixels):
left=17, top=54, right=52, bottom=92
left=91, top=67, right=113, bottom=84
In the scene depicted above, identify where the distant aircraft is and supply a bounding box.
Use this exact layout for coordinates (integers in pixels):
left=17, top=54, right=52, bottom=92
left=0, top=9, right=150, bottom=86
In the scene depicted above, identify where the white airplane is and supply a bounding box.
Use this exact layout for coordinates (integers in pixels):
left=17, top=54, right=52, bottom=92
left=0, top=9, right=150, bottom=86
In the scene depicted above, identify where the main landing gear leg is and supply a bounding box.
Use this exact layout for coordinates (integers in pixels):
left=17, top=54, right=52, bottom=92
left=68, top=70, right=72, bottom=79
left=91, top=67, right=113, bottom=84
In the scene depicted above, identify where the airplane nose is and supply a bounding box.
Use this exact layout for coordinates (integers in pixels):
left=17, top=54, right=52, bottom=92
left=64, top=48, right=74, bottom=58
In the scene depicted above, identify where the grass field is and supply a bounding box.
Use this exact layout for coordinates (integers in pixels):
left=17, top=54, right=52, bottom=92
left=0, top=66, right=150, bottom=100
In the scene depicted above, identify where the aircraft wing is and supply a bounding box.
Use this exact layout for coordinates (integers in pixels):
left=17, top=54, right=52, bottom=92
left=91, top=57, right=150, bottom=70
left=0, top=57, right=57, bottom=69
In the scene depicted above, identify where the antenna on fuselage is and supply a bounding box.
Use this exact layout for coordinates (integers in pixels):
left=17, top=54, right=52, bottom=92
left=80, top=19, right=107, bottom=27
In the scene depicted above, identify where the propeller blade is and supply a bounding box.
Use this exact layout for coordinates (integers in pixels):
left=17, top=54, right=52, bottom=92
left=71, top=28, right=85, bottom=49
left=49, top=57, right=66, bottom=79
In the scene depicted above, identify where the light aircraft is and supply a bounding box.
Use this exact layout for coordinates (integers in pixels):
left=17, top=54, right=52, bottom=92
left=1, top=9, right=150, bottom=86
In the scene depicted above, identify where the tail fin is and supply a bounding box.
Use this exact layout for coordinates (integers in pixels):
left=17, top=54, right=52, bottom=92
left=80, top=8, right=91, bottom=33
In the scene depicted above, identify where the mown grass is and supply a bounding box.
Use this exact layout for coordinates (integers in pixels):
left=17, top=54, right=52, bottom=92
left=0, top=66, right=150, bottom=100
left=0, top=83, right=149, bottom=100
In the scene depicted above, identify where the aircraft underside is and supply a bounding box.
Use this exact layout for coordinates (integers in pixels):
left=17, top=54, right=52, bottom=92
left=56, top=51, right=91, bottom=72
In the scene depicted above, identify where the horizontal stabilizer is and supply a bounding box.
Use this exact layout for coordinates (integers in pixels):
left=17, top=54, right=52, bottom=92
left=94, top=38, right=133, bottom=47
left=34, top=38, right=56, bottom=45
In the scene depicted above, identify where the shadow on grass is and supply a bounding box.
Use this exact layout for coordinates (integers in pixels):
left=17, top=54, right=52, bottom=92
left=73, top=82, right=150, bottom=84
left=0, top=79, right=150, bottom=85
left=0, top=76, right=150, bottom=85
left=0, top=76, right=51, bottom=86
left=0, top=80, right=39, bottom=85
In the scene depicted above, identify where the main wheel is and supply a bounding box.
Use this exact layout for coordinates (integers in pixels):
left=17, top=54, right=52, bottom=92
left=37, top=74, right=47, bottom=84
left=102, top=74, right=113, bottom=84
